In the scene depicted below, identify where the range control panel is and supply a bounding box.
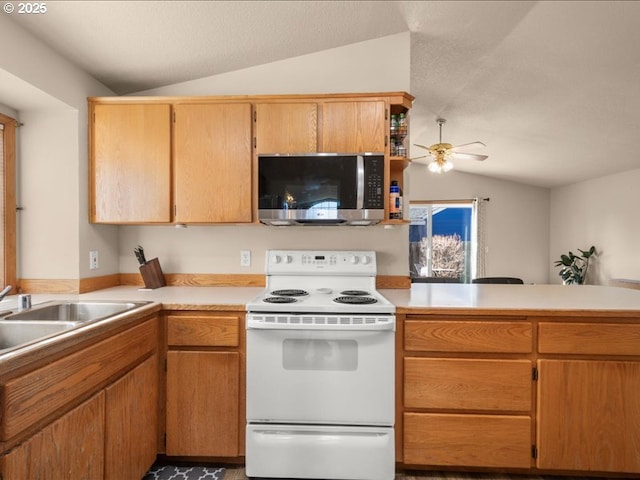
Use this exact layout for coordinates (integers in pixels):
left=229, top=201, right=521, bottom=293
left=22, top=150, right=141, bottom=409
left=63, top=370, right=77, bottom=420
left=265, top=250, right=377, bottom=276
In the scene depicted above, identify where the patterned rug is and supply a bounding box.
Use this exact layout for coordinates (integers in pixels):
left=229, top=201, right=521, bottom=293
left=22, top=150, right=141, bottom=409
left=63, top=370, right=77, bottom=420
left=143, top=463, right=225, bottom=480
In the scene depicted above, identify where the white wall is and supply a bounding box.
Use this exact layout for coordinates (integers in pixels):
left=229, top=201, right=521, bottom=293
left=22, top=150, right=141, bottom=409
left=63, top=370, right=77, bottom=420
left=137, top=32, right=411, bottom=97
left=121, top=33, right=412, bottom=276
left=0, top=103, right=18, bottom=119
left=119, top=225, right=408, bottom=276
left=408, top=164, right=550, bottom=284
left=0, top=14, right=116, bottom=281
left=549, top=168, right=640, bottom=285
left=18, top=110, right=79, bottom=278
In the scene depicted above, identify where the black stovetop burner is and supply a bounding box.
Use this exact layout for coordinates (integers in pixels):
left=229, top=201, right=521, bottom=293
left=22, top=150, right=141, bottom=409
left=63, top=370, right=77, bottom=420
left=270, top=289, right=309, bottom=297
left=340, top=290, right=371, bottom=296
left=263, top=296, right=298, bottom=304
left=333, top=296, right=378, bottom=305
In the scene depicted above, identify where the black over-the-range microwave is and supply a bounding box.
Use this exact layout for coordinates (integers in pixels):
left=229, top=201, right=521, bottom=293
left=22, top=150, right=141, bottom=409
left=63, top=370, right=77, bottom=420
left=257, top=153, right=385, bottom=226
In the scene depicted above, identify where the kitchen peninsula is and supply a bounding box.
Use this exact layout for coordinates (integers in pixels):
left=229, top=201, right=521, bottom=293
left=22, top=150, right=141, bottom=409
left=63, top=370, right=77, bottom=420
left=0, top=283, right=638, bottom=479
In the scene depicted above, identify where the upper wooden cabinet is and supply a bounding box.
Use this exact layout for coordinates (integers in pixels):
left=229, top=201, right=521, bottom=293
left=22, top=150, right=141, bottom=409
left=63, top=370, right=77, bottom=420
left=89, top=92, right=413, bottom=224
left=321, top=100, right=386, bottom=153
left=90, top=103, right=171, bottom=223
left=255, top=103, right=318, bottom=154
left=174, top=103, right=253, bottom=223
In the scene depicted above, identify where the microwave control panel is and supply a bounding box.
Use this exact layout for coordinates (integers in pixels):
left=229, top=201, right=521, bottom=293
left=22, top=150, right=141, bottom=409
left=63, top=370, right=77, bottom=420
left=364, top=156, right=384, bottom=209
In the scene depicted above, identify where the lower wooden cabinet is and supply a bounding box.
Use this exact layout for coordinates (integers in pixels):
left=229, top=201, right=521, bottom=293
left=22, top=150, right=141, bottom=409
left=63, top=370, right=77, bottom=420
left=165, top=312, right=244, bottom=458
left=402, top=316, right=534, bottom=470
left=0, top=391, right=106, bottom=479
left=0, top=317, right=159, bottom=480
left=105, top=355, right=158, bottom=480
left=166, top=351, right=240, bottom=456
left=537, top=359, right=640, bottom=473
left=401, top=314, right=640, bottom=476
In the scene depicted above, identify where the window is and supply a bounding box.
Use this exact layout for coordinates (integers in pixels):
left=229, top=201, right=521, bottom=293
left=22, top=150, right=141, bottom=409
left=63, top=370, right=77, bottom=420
left=409, top=200, right=476, bottom=283
left=0, top=113, right=17, bottom=291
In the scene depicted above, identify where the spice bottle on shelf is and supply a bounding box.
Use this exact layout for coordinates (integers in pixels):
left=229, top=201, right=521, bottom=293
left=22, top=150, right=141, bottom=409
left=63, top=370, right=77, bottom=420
left=396, top=141, right=406, bottom=158
left=390, top=114, right=398, bottom=134
left=398, top=113, right=407, bottom=136
left=390, top=138, right=397, bottom=156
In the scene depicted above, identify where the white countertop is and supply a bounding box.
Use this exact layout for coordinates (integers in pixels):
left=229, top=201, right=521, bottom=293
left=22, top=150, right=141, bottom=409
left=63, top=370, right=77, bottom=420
left=381, top=283, right=640, bottom=314
left=2, top=284, right=640, bottom=315
left=0, top=285, right=264, bottom=312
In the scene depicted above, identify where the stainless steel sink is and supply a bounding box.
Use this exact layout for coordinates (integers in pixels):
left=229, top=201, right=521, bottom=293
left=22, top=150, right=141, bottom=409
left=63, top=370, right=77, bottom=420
left=3, top=301, right=147, bottom=323
left=0, top=300, right=151, bottom=353
left=0, top=320, right=81, bottom=352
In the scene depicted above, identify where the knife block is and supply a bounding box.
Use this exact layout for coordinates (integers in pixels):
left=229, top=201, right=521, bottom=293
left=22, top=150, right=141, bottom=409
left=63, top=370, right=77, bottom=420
left=139, top=257, right=166, bottom=289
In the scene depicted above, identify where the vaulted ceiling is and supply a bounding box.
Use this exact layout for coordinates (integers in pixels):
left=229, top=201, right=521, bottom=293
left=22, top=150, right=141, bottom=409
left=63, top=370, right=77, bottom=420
left=7, top=1, right=640, bottom=188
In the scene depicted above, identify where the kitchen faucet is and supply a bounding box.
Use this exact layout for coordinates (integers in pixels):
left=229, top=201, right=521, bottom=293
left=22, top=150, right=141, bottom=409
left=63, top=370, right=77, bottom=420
left=0, top=285, right=12, bottom=301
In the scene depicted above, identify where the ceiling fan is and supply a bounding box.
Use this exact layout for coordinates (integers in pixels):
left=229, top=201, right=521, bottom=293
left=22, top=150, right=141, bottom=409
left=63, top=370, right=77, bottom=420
left=413, top=118, right=488, bottom=173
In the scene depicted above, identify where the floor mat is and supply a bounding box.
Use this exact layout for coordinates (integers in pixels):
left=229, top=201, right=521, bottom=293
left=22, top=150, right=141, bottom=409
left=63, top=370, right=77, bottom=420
left=143, top=464, right=225, bottom=480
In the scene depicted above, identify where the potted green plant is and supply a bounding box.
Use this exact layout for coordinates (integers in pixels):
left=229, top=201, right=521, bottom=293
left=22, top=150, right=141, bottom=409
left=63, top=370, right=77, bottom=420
left=554, top=245, right=597, bottom=285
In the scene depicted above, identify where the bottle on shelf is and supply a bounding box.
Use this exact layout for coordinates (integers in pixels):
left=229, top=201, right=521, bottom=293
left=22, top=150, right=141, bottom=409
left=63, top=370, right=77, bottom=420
left=396, top=141, right=406, bottom=158
left=389, top=180, right=402, bottom=220
left=398, top=112, right=407, bottom=136
left=390, top=137, right=397, bottom=156
left=396, top=181, right=403, bottom=218
left=390, top=114, right=398, bottom=135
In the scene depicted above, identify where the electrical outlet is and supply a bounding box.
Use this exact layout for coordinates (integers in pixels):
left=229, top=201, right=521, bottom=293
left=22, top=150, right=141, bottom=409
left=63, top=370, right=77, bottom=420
left=89, top=250, right=99, bottom=270
left=240, top=250, right=251, bottom=267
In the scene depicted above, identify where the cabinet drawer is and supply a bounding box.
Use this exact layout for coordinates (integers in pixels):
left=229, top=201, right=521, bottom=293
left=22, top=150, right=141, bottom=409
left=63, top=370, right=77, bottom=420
left=405, top=320, right=532, bottom=353
left=539, top=322, right=640, bottom=355
left=167, top=314, right=240, bottom=347
left=403, top=412, right=531, bottom=468
left=405, top=358, right=532, bottom=412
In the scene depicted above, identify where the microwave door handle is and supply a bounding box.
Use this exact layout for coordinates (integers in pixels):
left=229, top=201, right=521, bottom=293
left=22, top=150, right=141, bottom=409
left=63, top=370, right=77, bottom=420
left=356, top=155, right=364, bottom=209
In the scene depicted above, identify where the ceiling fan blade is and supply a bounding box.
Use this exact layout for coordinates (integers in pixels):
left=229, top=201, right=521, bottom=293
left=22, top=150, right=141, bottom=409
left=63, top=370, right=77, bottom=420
left=451, top=152, right=488, bottom=162
left=450, top=141, right=486, bottom=151
left=409, top=154, right=429, bottom=162
left=413, top=143, right=432, bottom=151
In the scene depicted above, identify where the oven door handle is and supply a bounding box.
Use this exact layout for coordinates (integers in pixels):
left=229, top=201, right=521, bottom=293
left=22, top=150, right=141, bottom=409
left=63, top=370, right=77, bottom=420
left=246, top=319, right=395, bottom=331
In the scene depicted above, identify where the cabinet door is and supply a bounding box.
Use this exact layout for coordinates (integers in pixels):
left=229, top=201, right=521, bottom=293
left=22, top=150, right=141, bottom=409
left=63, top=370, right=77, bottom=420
left=91, top=103, right=171, bottom=223
left=166, top=351, right=240, bottom=456
left=104, top=355, right=158, bottom=480
left=0, top=391, right=105, bottom=479
left=255, top=103, right=318, bottom=153
left=174, top=103, right=253, bottom=223
left=321, top=101, right=386, bottom=153
left=537, top=359, right=640, bottom=473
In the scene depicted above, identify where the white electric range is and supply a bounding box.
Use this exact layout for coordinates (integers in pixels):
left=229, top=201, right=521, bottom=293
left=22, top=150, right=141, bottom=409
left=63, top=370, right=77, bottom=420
left=245, top=250, right=396, bottom=480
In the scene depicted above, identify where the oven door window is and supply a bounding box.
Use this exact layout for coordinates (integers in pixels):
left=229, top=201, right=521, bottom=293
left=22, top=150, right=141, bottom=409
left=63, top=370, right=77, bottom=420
left=258, top=155, right=358, bottom=209
left=247, top=328, right=394, bottom=425
left=283, top=338, right=357, bottom=371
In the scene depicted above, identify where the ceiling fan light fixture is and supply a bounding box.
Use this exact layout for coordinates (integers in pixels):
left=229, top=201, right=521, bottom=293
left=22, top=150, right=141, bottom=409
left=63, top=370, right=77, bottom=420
left=428, top=158, right=454, bottom=174
left=413, top=118, right=487, bottom=174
